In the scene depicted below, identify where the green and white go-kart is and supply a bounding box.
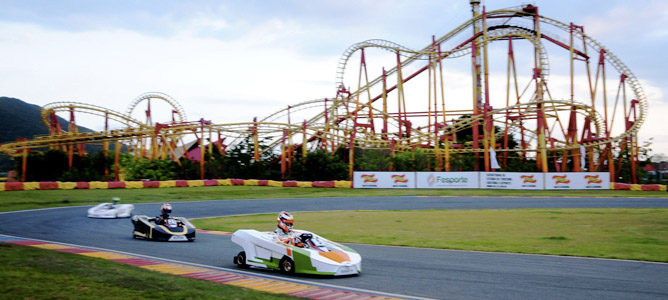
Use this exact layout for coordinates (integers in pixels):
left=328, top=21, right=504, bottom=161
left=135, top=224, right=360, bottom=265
left=231, top=229, right=361, bottom=276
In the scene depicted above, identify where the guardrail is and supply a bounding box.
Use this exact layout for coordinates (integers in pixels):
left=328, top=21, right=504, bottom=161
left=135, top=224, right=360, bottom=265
left=0, top=177, right=664, bottom=191
left=0, top=179, right=352, bottom=191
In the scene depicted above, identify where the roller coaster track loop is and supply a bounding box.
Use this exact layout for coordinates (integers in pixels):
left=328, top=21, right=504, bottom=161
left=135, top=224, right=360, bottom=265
left=127, top=92, right=187, bottom=125
left=40, top=102, right=146, bottom=129
left=326, top=7, right=645, bottom=151
left=481, top=9, right=646, bottom=143
left=333, top=26, right=551, bottom=121
left=335, top=25, right=551, bottom=94
left=535, top=15, right=647, bottom=143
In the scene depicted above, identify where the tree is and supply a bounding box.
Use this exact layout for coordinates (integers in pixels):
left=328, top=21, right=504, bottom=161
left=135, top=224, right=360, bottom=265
left=390, top=148, right=435, bottom=171
left=15, top=149, right=111, bottom=181
left=121, top=155, right=177, bottom=181
left=615, top=139, right=651, bottom=184
left=355, top=148, right=391, bottom=171
left=290, top=148, right=348, bottom=181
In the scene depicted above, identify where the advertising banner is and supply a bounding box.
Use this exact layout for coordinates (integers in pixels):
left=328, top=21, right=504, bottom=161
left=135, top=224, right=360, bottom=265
left=353, top=172, right=416, bottom=189
left=545, top=172, right=610, bottom=189
left=354, top=171, right=609, bottom=190
left=415, top=172, right=479, bottom=189
left=480, top=172, right=544, bottom=189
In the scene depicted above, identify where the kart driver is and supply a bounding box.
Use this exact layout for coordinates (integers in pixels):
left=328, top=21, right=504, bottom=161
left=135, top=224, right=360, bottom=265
left=154, top=203, right=172, bottom=225
left=105, top=197, right=121, bottom=210
left=274, top=211, right=305, bottom=247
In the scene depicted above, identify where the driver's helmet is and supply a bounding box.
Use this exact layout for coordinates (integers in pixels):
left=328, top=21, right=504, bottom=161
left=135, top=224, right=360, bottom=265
left=277, top=211, right=294, bottom=233
left=160, top=203, right=172, bottom=216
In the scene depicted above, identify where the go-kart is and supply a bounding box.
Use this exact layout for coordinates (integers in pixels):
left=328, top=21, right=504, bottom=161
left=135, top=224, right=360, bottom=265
left=131, top=215, right=196, bottom=242
left=87, top=201, right=134, bottom=218
left=231, top=229, right=361, bottom=276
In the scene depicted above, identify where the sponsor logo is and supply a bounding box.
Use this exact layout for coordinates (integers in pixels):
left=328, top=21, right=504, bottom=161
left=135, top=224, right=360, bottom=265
left=437, top=176, right=468, bottom=184
left=426, top=174, right=469, bottom=187
left=361, top=174, right=378, bottom=183
left=392, top=174, right=408, bottom=183
left=552, top=175, right=570, bottom=184
left=585, top=175, right=602, bottom=184
left=521, top=175, right=536, bottom=183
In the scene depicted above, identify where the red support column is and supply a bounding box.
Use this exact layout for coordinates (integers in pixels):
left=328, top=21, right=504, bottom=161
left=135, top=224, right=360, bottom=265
left=568, top=106, right=581, bottom=172
left=252, top=117, right=259, bottom=161
left=20, top=140, right=28, bottom=182
left=199, top=119, right=205, bottom=180
left=471, top=42, right=481, bottom=171
left=302, top=120, right=307, bottom=158
left=217, top=131, right=225, bottom=155
left=390, top=139, right=396, bottom=171
left=68, top=106, right=76, bottom=169
left=114, top=140, right=121, bottom=181
left=281, top=129, right=287, bottom=180
left=323, top=98, right=328, bottom=150
left=395, top=51, right=404, bottom=140
left=382, top=69, right=388, bottom=140
left=348, top=114, right=357, bottom=180
left=104, top=113, right=109, bottom=181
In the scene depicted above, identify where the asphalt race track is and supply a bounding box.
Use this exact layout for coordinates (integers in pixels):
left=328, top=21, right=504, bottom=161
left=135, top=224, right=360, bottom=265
left=2, top=196, right=668, bottom=299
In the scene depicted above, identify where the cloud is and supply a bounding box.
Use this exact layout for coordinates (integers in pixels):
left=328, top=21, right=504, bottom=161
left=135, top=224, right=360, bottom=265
left=637, top=80, right=668, bottom=156
left=175, top=14, right=230, bottom=36
left=582, top=1, right=668, bottom=41
left=0, top=20, right=337, bottom=127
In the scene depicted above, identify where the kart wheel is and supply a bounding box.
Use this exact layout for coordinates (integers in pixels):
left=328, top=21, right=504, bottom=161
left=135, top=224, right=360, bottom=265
left=235, top=251, right=248, bottom=268
left=279, top=257, right=295, bottom=274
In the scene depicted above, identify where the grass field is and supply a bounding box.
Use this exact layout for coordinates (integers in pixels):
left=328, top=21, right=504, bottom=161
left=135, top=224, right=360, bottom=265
left=192, top=208, right=668, bottom=262
left=0, top=243, right=295, bottom=299
left=0, top=185, right=665, bottom=212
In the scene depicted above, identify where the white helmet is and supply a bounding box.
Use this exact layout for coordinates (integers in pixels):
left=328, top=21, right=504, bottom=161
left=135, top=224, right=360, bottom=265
left=277, top=211, right=294, bottom=233
left=160, top=203, right=172, bottom=215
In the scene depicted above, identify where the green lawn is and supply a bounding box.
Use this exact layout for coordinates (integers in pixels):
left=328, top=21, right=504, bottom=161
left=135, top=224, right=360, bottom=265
left=192, top=208, right=668, bottom=262
left=0, top=185, right=665, bottom=212
left=0, top=243, right=296, bottom=299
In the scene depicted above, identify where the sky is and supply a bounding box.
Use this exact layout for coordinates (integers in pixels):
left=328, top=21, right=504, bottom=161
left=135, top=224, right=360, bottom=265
left=1, top=0, right=667, bottom=158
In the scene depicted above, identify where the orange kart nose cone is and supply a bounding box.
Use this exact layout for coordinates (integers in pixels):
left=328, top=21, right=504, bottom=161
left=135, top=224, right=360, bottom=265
left=319, top=250, right=350, bottom=263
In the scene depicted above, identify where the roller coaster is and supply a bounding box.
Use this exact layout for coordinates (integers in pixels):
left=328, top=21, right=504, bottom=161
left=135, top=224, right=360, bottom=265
left=0, top=2, right=647, bottom=183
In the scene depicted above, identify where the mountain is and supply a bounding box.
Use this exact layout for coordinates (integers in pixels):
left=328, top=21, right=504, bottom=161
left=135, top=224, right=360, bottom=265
left=0, top=97, right=95, bottom=172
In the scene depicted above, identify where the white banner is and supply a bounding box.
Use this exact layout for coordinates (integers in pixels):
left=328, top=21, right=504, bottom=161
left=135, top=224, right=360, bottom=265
left=545, top=172, right=610, bottom=189
left=416, top=172, right=479, bottom=189
left=480, top=172, right=544, bottom=189
left=353, top=171, right=415, bottom=189
left=354, top=171, right=610, bottom=190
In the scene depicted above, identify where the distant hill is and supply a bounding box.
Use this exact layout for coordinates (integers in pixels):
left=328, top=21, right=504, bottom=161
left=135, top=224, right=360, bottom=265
left=0, top=97, right=95, bottom=172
